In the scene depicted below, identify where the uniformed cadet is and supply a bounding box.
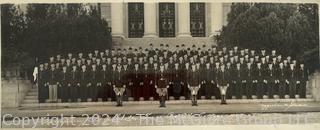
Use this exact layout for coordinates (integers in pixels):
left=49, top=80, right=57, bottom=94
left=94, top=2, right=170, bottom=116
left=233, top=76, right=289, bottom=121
left=113, top=65, right=126, bottom=106
left=58, top=66, right=70, bottom=102
left=80, top=65, right=90, bottom=102
left=245, top=63, right=254, bottom=99
left=70, top=65, right=79, bottom=102
left=234, top=63, right=242, bottom=99
left=155, top=65, right=169, bottom=107
left=172, top=63, right=182, bottom=99
left=297, top=64, right=308, bottom=98
left=204, top=63, right=214, bottom=99
left=48, top=64, right=58, bottom=102
left=254, top=63, right=264, bottom=99
left=99, top=64, right=109, bottom=101
left=266, top=63, right=276, bottom=98
left=37, top=64, right=48, bottom=103
left=90, top=64, right=99, bottom=102
left=277, top=63, right=287, bottom=98
left=288, top=64, right=297, bottom=98
left=217, top=64, right=229, bottom=104
left=188, top=64, right=201, bottom=106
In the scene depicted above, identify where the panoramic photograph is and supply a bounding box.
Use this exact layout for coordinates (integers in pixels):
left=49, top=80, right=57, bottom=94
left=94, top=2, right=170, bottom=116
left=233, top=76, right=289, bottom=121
left=1, top=0, right=319, bottom=129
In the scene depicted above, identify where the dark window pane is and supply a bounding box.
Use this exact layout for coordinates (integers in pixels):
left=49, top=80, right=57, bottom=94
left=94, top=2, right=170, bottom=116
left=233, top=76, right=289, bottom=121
left=159, top=3, right=175, bottom=37
left=190, top=3, right=206, bottom=37
left=128, top=3, right=144, bottom=38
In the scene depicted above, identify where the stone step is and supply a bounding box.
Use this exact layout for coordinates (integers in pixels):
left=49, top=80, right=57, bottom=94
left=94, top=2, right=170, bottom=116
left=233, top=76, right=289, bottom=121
left=24, top=95, right=37, bottom=99
left=27, top=92, right=38, bottom=96
left=20, top=98, right=315, bottom=107
left=23, top=99, right=38, bottom=104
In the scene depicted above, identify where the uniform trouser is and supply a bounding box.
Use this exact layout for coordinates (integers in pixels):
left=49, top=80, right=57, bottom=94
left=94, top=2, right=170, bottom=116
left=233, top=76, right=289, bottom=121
left=156, top=88, right=168, bottom=107
left=267, top=82, right=274, bottom=98
left=289, top=81, right=297, bottom=98
left=278, top=82, right=286, bottom=98
left=38, top=84, right=48, bottom=103
left=219, top=85, right=228, bottom=104
left=252, top=82, right=257, bottom=97
left=241, top=82, right=247, bottom=97
left=214, top=83, right=221, bottom=99
left=183, top=83, right=190, bottom=100
left=256, top=82, right=264, bottom=99
left=80, top=85, right=88, bottom=102
left=70, top=85, right=78, bottom=102
left=199, top=83, right=206, bottom=98
left=172, top=82, right=182, bottom=100
left=91, top=85, right=99, bottom=102
left=246, top=82, right=252, bottom=99
left=204, top=83, right=214, bottom=99
left=48, top=85, right=58, bottom=102
left=227, top=83, right=233, bottom=99
left=189, top=86, right=200, bottom=105
left=235, top=82, right=242, bottom=99
left=59, top=85, right=70, bottom=102
left=114, top=87, right=126, bottom=106
left=298, top=81, right=306, bottom=98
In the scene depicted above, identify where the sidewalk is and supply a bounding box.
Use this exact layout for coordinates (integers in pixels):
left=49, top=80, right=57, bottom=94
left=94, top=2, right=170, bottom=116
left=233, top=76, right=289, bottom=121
left=2, top=101, right=320, bottom=118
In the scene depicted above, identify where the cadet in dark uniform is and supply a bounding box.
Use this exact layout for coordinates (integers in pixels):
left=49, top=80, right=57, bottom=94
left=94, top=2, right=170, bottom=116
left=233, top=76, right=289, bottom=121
left=254, top=63, right=264, bottom=99
left=288, top=64, right=297, bottom=98
left=187, top=64, right=201, bottom=106
left=58, top=66, right=70, bottom=102
left=99, top=64, right=109, bottom=101
left=80, top=65, right=90, bottom=102
left=297, top=64, right=308, bottom=98
left=266, top=64, right=276, bottom=98
left=155, top=65, right=169, bottom=107
left=172, top=63, right=182, bottom=100
left=37, top=64, right=48, bottom=103
left=113, top=65, right=126, bottom=106
left=70, top=65, right=79, bottom=102
left=90, top=64, right=99, bottom=102
left=245, top=63, right=254, bottom=99
left=234, top=63, right=242, bottom=99
left=277, top=63, right=287, bottom=98
left=204, top=63, right=214, bottom=99
left=217, top=64, right=229, bottom=104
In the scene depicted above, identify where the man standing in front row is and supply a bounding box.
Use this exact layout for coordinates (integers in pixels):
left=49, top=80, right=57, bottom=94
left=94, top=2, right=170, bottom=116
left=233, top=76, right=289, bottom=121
left=155, top=65, right=169, bottom=108
left=113, top=65, right=126, bottom=106
left=187, top=64, right=201, bottom=106
left=217, top=64, right=229, bottom=104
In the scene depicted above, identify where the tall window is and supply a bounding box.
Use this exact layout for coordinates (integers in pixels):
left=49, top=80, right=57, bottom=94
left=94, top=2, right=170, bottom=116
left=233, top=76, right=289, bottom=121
left=190, top=3, right=206, bottom=37
left=128, top=3, right=144, bottom=38
left=159, top=3, right=175, bottom=37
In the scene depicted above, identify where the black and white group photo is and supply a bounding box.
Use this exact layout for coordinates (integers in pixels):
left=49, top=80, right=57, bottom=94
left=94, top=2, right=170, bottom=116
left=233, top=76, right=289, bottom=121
left=1, top=0, right=320, bottom=129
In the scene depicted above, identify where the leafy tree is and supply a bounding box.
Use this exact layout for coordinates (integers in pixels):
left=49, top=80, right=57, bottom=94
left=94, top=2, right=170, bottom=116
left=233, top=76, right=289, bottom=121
left=1, top=4, right=28, bottom=68
left=218, top=3, right=319, bottom=72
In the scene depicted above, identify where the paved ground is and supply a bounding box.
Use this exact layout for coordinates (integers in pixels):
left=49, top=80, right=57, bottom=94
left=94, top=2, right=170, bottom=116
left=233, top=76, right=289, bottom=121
left=2, top=101, right=320, bottom=128
left=2, top=101, right=320, bottom=117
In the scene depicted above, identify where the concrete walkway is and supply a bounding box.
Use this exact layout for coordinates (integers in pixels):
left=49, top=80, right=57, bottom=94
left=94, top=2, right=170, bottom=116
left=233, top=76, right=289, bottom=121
left=2, top=101, right=320, bottom=118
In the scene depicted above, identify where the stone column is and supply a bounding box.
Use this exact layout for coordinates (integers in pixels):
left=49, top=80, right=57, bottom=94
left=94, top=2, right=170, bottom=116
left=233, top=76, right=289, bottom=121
left=210, top=2, right=223, bottom=37
left=111, top=2, right=124, bottom=38
left=143, top=3, right=158, bottom=38
left=177, top=2, right=192, bottom=37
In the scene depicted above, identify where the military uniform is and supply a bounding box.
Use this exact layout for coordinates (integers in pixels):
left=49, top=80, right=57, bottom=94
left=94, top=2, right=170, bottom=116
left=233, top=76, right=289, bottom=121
left=217, top=66, right=230, bottom=104
left=188, top=65, right=200, bottom=106
left=155, top=66, right=169, bottom=107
